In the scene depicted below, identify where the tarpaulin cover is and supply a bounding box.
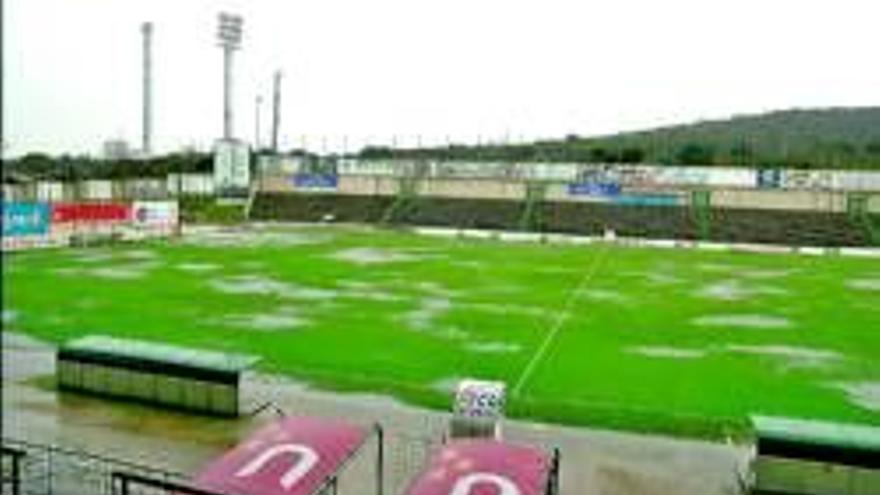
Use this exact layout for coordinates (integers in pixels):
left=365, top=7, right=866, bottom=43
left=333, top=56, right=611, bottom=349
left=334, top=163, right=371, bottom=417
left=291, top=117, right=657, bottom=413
left=404, top=440, right=551, bottom=495
left=193, top=417, right=367, bottom=495
left=52, top=202, right=130, bottom=223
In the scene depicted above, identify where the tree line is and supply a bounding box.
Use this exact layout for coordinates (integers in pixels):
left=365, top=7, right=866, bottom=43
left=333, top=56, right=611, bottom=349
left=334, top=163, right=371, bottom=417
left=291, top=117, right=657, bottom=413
left=358, top=108, right=880, bottom=169
left=5, top=109, right=880, bottom=180
left=357, top=137, right=880, bottom=169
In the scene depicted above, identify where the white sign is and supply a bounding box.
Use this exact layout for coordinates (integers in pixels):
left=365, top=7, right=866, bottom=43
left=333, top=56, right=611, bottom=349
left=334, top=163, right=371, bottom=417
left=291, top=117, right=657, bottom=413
left=214, top=140, right=251, bottom=193
left=132, top=201, right=178, bottom=226
left=36, top=181, right=64, bottom=201
left=83, top=180, right=113, bottom=200
left=454, top=379, right=506, bottom=420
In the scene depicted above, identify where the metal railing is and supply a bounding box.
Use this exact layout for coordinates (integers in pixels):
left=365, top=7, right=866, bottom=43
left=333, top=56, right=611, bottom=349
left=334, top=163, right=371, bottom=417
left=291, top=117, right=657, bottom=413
left=1, top=438, right=187, bottom=495
left=3, top=424, right=387, bottom=495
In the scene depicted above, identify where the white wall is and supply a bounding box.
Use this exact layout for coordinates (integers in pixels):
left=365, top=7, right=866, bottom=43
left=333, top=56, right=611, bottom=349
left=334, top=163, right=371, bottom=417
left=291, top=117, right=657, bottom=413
left=83, top=180, right=113, bottom=200
left=36, top=181, right=64, bottom=201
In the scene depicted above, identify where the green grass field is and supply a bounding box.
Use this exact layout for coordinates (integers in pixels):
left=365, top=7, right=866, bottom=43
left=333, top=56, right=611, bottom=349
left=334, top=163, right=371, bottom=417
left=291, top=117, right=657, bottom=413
left=4, top=225, right=879, bottom=439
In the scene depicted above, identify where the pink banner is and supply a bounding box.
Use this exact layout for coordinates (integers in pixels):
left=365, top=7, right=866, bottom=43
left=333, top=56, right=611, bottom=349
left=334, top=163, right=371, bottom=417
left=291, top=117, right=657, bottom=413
left=404, top=440, right=551, bottom=495
left=192, top=417, right=367, bottom=495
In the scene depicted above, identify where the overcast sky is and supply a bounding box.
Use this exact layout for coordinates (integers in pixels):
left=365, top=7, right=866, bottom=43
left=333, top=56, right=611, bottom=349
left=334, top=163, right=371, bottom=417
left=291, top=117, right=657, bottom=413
left=4, top=0, right=879, bottom=157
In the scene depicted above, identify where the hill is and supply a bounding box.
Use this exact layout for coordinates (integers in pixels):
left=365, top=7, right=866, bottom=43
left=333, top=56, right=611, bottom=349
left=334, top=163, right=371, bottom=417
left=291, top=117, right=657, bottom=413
left=358, top=107, right=880, bottom=169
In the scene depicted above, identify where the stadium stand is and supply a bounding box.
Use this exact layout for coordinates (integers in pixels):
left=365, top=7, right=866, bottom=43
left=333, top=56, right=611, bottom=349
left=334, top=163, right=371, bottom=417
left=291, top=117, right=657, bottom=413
left=540, top=202, right=698, bottom=240
left=251, top=190, right=874, bottom=247
left=392, top=197, right=525, bottom=231
left=707, top=209, right=871, bottom=247
left=250, top=193, right=393, bottom=223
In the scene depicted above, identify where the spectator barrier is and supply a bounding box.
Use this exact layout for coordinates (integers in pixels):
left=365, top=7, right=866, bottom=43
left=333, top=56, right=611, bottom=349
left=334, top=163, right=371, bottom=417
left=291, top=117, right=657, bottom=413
left=1, top=200, right=179, bottom=251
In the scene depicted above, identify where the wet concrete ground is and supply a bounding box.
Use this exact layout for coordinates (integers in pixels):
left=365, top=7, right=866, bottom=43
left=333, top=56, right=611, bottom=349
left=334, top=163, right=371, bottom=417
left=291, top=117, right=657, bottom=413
left=2, top=332, right=749, bottom=494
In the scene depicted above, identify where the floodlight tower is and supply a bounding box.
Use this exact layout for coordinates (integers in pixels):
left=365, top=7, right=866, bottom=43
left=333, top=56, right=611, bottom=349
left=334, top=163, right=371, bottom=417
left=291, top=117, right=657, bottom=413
left=141, top=22, right=153, bottom=157
left=254, top=95, right=263, bottom=149
left=217, top=13, right=243, bottom=140
left=271, top=70, right=282, bottom=152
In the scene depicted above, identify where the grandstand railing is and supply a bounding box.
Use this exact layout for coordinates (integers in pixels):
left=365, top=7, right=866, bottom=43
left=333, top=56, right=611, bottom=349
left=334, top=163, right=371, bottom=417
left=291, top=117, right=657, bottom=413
left=111, top=472, right=223, bottom=495
left=2, top=428, right=429, bottom=495
left=1, top=438, right=188, bottom=495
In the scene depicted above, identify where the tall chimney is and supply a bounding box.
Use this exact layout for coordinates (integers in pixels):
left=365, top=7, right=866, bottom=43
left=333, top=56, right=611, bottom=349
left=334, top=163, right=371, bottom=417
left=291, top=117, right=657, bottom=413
left=141, top=22, right=153, bottom=157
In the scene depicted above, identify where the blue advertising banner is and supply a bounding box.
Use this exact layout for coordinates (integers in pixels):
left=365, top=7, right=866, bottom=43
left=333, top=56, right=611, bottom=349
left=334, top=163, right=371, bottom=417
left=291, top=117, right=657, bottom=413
left=757, top=168, right=782, bottom=189
left=2, top=202, right=50, bottom=237
left=567, top=182, right=621, bottom=197
left=612, top=194, right=681, bottom=207
left=292, top=173, right=338, bottom=190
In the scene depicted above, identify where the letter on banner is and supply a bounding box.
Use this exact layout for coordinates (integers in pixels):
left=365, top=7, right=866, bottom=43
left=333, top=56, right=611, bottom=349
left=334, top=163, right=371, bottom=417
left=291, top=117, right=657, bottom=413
left=450, top=472, right=520, bottom=495
left=234, top=444, right=320, bottom=490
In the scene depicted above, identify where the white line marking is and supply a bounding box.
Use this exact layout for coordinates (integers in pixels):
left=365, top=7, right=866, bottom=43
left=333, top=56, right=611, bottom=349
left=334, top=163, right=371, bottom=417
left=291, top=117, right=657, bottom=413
left=511, top=244, right=610, bottom=398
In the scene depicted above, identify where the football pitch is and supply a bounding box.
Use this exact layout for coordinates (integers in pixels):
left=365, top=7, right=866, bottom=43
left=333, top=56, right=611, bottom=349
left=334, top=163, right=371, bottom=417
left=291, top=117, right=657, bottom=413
left=4, top=224, right=879, bottom=438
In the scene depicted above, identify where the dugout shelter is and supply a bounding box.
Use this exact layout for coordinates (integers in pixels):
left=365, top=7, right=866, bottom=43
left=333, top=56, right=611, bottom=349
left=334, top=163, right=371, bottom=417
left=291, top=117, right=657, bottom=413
left=748, top=415, right=879, bottom=495
left=57, top=335, right=258, bottom=416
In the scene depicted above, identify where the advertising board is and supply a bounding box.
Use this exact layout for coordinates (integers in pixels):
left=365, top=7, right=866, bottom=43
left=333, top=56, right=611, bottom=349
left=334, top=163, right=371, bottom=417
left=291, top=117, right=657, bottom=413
left=132, top=201, right=179, bottom=229
left=453, top=379, right=506, bottom=420
left=51, top=203, right=131, bottom=224
left=2, top=202, right=50, bottom=237
left=214, top=139, right=251, bottom=196
left=292, top=174, right=338, bottom=190
left=2, top=202, right=52, bottom=251
left=757, top=169, right=782, bottom=189
left=782, top=170, right=834, bottom=191
left=833, top=171, right=880, bottom=192
left=612, top=194, right=682, bottom=206
left=567, top=182, right=621, bottom=197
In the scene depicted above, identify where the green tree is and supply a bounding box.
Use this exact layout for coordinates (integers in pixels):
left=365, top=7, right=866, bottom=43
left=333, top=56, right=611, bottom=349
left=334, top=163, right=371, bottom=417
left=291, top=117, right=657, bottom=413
left=676, top=143, right=715, bottom=165
left=620, top=147, right=645, bottom=163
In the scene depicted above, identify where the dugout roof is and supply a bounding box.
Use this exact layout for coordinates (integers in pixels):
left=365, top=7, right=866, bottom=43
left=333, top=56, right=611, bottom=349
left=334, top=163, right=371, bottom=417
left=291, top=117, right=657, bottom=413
left=59, top=335, right=258, bottom=381
left=404, top=439, right=554, bottom=495
left=192, top=416, right=369, bottom=495
left=752, top=415, right=880, bottom=468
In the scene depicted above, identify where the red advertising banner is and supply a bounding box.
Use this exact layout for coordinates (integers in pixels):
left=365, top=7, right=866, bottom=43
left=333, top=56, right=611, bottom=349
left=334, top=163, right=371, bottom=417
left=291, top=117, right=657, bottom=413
left=51, top=203, right=131, bottom=223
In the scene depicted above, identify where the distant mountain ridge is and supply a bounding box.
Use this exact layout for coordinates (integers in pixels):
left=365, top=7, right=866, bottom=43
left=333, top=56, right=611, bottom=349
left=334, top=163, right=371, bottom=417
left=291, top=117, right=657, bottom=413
left=358, top=107, right=880, bottom=169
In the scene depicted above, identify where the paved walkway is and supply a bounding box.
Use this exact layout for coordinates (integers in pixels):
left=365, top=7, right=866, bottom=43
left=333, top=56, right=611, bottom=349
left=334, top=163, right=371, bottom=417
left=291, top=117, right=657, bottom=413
left=2, top=332, right=749, bottom=494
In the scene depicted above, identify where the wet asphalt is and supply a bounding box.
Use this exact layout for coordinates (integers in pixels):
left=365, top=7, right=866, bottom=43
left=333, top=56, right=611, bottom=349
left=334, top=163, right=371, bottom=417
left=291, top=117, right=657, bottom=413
left=2, top=332, right=749, bottom=494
